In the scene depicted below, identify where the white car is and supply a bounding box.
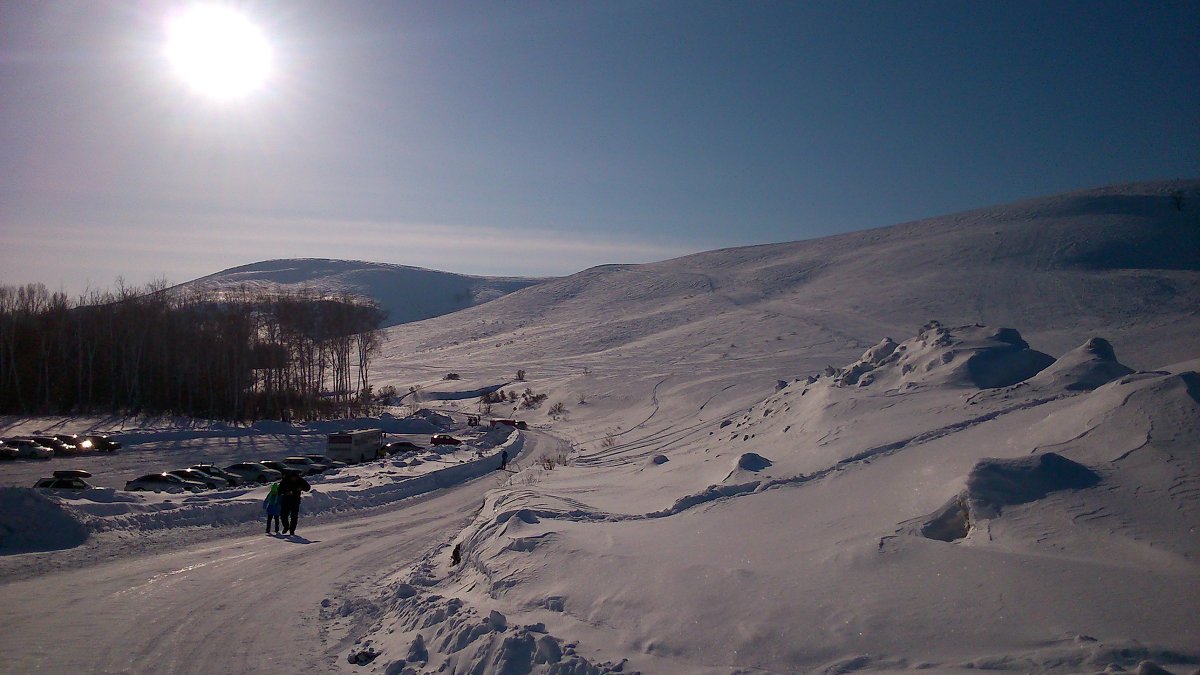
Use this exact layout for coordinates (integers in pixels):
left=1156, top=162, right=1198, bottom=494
left=6, top=439, right=53, bottom=459
left=125, top=473, right=206, bottom=493
left=281, top=456, right=325, bottom=475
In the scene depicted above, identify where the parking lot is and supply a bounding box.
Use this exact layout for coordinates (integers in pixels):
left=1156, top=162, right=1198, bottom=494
left=0, top=427, right=444, bottom=491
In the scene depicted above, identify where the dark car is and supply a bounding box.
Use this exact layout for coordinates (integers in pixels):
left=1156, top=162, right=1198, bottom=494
left=168, top=468, right=228, bottom=490
left=28, top=436, right=73, bottom=456
left=56, top=434, right=94, bottom=452
left=304, top=454, right=346, bottom=469
left=82, top=434, right=121, bottom=452
left=430, top=434, right=463, bottom=446
left=191, top=464, right=244, bottom=486
left=34, top=469, right=95, bottom=490
left=125, top=473, right=205, bottom=493
left=260, top=460, right=308, bottom=476
left=224, top=462, right=282, bottom=484
left=382, top=441, right=422, bottom=455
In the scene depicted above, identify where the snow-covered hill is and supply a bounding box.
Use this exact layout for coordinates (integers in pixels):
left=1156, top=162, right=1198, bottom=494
left=2, top=180, right=1198, bottom=674
left=181, top=258, right=547, bottom=327
left=378, top=179, right=1198, bottom=376
left=350, top=179, right=1199, bottom=673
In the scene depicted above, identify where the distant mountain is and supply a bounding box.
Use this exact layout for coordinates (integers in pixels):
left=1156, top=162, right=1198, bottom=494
left=180, top=259, right=547, bottom=328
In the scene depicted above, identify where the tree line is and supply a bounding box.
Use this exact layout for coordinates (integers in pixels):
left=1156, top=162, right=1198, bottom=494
left=0, top=281, right=386, bottom=421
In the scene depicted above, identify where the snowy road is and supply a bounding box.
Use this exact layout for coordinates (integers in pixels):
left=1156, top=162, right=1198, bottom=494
left=0, top=432, right=560, bottom=673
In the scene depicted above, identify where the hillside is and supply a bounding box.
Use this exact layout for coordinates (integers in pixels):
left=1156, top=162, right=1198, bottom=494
left=350, top=179, right=1200, bottom=673
left=1, top=180, right=1197, bottom=674
left=181, top=258, right=547, bottom=328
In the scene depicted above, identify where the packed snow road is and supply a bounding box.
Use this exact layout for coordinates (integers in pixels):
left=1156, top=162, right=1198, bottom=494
left=0, top=430, right=559, bottom=673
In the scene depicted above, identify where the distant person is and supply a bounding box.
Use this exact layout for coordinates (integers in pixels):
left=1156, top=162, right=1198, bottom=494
left=451, top=543, right=462, bottom=566
left=263, top=482, right=282, bottom=534
left=500, top=449, right=508, bottom=471
left=279, top=470, right=311, bottom=536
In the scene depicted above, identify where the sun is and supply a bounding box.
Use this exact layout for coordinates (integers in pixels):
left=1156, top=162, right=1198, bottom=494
left=164, top=5, right=272, bottom=101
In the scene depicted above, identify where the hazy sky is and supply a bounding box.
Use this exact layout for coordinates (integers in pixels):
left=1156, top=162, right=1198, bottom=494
left=2, top=1, right=1197, bottom=296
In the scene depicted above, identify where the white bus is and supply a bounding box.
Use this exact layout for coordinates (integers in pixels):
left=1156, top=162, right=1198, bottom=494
left=326, top=429, right=383, bottom=464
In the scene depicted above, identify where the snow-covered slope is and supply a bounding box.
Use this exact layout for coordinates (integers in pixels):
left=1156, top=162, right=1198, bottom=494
left=378, top=179, right=1198, bottom=376
left=343, top=180, right=1200, bottom=673
left=181, top=258, right=547, bottom=327
left=359, top=327, right=1199, bottom=674
left=2, top=180, right=1197, bottom=674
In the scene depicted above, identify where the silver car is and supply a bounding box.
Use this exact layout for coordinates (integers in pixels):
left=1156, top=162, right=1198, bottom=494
left=6, top=439, right=53, bottom=459
left=125, top=473, right=206, bottom=493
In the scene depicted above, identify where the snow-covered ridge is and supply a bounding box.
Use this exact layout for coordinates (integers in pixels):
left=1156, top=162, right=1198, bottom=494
left=354, top=321, right=1200, bottom=674
left=377, top=179, right=1199, bottom=377
left=179, top=258, right=548, bottom=328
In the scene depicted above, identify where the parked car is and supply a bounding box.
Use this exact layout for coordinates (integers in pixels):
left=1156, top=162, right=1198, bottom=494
left=304, top=454, right=346, bottom=469
left=55, top=434, right=94, bottom=452
left=6, top=439, right=53, bottom=459
left=82, top=434, right=121, bottom=452
left=168, top=468, right=228, bottom=490
left=0, top=444, right=19, bottom=460
left=281, top=456, right=326, bottom=475
left=191, top=464, right=244, bottom=486
left=28, top=436, right=73, bottom=456
left=260, top=459, right=308, bottom=476
left=34, top=470, right=95, bottom=490
left=125, top=473, right=205, bottom=493
left=224, top=462, right=283, bottom=484
left=382, top=441, right=422, bottom=455
left=430, top=434, right=463, bottom=446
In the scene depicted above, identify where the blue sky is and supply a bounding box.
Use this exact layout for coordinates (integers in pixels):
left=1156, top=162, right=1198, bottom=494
left=2, top=1, right=1197, bottom=296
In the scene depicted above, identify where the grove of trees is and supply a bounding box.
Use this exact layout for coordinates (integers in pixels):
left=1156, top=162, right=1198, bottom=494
left=0, top=281, right=386, bottom=421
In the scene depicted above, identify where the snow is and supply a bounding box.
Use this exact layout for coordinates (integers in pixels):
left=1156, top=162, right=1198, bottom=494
left=182, top=258, right=546, bottom=328
left=1, top=180, right=1199, bottom=673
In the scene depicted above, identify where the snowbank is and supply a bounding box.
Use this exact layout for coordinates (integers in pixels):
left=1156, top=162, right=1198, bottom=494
left=0, top=429, right=524, bottom=552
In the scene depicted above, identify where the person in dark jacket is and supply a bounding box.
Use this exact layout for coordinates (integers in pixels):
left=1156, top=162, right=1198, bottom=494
left=278, top=470, right=311, bottom=536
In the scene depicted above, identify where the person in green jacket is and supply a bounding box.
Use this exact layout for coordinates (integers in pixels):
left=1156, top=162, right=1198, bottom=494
left=263, top=482, right=282, bottom=534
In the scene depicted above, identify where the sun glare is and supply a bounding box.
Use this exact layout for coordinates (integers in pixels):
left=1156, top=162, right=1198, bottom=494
left=165, top=5, right=272, bottom=101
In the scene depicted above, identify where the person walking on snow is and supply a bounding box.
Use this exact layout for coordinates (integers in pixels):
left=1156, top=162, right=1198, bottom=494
left=500, top=449, right=508, bottom=471
left=278, top=470, right=311, bottom=536
left=263, top=482, right=282, bottom=534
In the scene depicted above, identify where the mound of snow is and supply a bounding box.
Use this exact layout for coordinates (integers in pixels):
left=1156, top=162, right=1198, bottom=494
left=965, top=452, right=1101, bottom=519
left=0, top=488, right=89, bottom=553
left=834, top=322, right=1054, bottom=389
left=918, top=453, right=1101, bottom=542
left=1027, top=337, right=1135, bottom=391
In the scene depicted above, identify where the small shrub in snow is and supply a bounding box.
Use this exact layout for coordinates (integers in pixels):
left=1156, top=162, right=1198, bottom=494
left=515, top=369, right=527, bottom=381
left=519, top=388, right=548, bottom=409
